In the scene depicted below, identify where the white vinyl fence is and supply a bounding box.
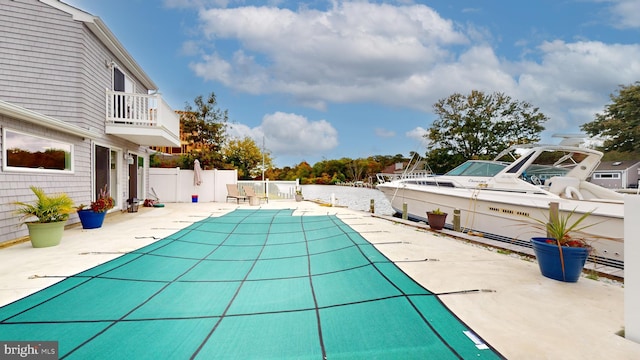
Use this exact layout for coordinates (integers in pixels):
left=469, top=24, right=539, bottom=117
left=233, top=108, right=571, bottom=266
left=149, top=168, right=299, bottom=203
left=149, top=168, right=237, bottom=203
left=238, top=180, right=299, bottom=199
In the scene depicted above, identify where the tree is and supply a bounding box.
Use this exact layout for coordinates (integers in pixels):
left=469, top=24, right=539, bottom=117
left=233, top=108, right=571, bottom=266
left=180, top=92, right=229, bottom=169
left=581, top=82, right=640, bottom=154
left=312, top=159, right=347, bottom=184
left=342, top=158, right=367, bottom=181
left=425, top=90, right=548, bottom=173
left=222, top=136, right=273, bottom=179
left=424, top=148, right=465, bottom=175
left=295, top=162, right=314, bottom=183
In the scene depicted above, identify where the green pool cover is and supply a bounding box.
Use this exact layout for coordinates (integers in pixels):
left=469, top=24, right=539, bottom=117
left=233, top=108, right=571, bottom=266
left=0, top=209, right=504, bottom=359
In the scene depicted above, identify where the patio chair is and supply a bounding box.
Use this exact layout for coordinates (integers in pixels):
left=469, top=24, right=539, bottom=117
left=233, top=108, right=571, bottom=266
left=243, top=186, right=269, bottom=204
left=226, top=184, right=248, bottom=204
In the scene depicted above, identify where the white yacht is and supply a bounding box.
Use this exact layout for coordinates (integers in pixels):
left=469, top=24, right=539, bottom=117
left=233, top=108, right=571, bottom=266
left=377, top=144, right=625, bottom=268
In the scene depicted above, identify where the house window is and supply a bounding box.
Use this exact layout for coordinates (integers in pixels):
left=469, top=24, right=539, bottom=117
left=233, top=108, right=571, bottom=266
left=112, top=67, right=134, bottom=119
left=113, top=67, right=133, bottom=93
left=2, top=129, right=73, bottom=172
left=594, top=173, right=620, bottom=179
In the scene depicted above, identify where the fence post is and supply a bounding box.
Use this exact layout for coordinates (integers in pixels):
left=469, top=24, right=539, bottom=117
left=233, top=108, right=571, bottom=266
left=453, top=209, right=460, bottom=232
left=625, top=195, right=640, bottom=343
left=213, top=169, right=217, bottom=202
left=175, top=167, right=180, bottom=202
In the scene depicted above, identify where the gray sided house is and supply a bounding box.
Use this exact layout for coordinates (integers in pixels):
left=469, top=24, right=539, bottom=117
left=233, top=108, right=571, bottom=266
left=590, top=160, right=640, bottom=189
left=0, top=0, right=180, bottom=244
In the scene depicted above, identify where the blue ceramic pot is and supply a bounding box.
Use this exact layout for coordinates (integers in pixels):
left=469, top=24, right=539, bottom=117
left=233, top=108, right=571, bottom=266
left=77, top=209, right=106, bottom=229
left=531, top=237, right=590, bottom=282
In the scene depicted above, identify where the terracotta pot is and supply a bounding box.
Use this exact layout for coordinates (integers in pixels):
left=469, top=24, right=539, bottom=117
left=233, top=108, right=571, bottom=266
left=426, top=212, right=447, bottom=230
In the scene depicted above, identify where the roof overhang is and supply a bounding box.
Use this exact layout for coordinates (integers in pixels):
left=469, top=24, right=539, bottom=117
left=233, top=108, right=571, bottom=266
left=39, top=0, right=157, bottom=90
left=0, top=100, right=100, bottom=139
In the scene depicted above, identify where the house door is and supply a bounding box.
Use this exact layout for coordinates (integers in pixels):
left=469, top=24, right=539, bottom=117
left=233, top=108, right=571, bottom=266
left=95, top=145, right=110, bottom=201
left=128, top=155, right=137, bottom=201
left=113, top=68, right=125, bottom=118
left=136, top=156, right=144, bottom=199
left=113, top=68, right=133, bottom=119
left=110, top=150, right=119, bottom=208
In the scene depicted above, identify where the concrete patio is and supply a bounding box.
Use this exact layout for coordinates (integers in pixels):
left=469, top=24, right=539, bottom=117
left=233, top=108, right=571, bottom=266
left=0, top=200, right=638, bottom=359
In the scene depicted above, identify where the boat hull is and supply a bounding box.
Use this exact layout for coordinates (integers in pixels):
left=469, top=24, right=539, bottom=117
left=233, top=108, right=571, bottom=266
left=378, top=183, right=624, bottom=268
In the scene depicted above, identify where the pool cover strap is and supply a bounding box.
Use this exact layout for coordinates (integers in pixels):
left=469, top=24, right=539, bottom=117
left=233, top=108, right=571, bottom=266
left=0, top=209, right=504, bottom=359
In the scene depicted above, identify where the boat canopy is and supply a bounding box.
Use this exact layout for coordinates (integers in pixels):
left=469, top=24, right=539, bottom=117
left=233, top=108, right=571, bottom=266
left=445, top=161, right=507, bottom=177
left=440, top=145, right=603, bottom=185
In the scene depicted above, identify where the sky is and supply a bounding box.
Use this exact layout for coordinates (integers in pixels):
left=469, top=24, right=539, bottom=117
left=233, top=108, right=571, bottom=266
left=65, top=0, right=640, bottom=167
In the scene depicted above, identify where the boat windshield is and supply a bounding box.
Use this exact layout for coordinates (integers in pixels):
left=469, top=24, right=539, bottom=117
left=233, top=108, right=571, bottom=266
left=445, top=161, right=507, bottom=177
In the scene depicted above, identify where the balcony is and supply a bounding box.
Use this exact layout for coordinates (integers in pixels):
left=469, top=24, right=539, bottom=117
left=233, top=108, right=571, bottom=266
left=105, top=90, right=181, bottom=147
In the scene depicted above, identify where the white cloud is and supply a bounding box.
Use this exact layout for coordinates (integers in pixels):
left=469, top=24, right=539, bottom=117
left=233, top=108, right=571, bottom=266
left=260, top=112, right=338, bottom=156
left=164, top=0, right=230, bottom=9
left=375, top=128, right=395, bottom=138
left=180, top=40, right=201, bottom=56
left=189, top=53, right=233, bottom=84
left=186, top=1, right=640, bottom=137
left=226, top=112, right=338, bottom=158
left=190, top=2, right=468, bottom=107
left=406, top=127, right=430, bottom=147
left=608, top=0, right=640, bottom=28
left=189, top=51, right=270, bottom=94
left=513, top=40, right=640, bottom=132
left=227, top=122, right=260, bottom=140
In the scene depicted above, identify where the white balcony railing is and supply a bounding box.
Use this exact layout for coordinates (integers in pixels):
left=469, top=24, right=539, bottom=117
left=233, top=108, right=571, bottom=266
left=105, top=90, right=180, bottom=146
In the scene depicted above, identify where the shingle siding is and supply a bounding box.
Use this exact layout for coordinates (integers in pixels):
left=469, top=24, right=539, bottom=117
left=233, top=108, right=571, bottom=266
left=0, top=0, right=148, bottom=131
left=0, top=0, right=85, bottom=123
left=0, top=0, right=155, bottom=244
left=0, top=115, right=91, bottom=243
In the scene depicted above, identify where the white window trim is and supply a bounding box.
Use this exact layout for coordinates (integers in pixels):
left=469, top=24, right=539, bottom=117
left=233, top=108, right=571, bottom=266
left=594, top=172, right=621, bottom=179
left=112, top=65, right=135, bottom=93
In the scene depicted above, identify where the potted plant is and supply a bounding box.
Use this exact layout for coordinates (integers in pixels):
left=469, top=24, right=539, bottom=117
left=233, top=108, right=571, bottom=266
left=77, top=185, right=114, bottom=229
left=13, top=186, right=75, bottom=248
left=295, top=188, right=303, bottom=202
left=529, top=207, right=596, bottom=282
left=426, top=208, right=447, bottom=230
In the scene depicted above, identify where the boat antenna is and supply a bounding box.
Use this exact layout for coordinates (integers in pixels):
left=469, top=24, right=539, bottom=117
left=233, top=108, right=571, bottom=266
left=390, top=147, right=427, bottom=202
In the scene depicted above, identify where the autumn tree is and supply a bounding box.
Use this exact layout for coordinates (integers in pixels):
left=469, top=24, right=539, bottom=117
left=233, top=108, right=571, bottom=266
left=295, top=162, right=314, bottom=183
left=312, top=159, right=346, bottom=184
left=275, top=166, right=295, bottom=181
left=180, top=92, right=228, bottom=169
left=425, top=90, right=547, bottom=173
left=222, top=136, right=273, bottom=179
left=581, top=81, right=640, bottom=155
left=344, top=158, right=369, bottom=181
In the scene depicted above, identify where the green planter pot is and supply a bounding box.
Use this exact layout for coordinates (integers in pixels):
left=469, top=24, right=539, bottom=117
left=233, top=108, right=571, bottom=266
left=26, top=221, right=65, bottom=248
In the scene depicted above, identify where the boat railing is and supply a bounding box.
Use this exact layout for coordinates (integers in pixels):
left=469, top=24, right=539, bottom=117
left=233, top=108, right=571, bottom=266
left=376, top=170, right=432, bottom=184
